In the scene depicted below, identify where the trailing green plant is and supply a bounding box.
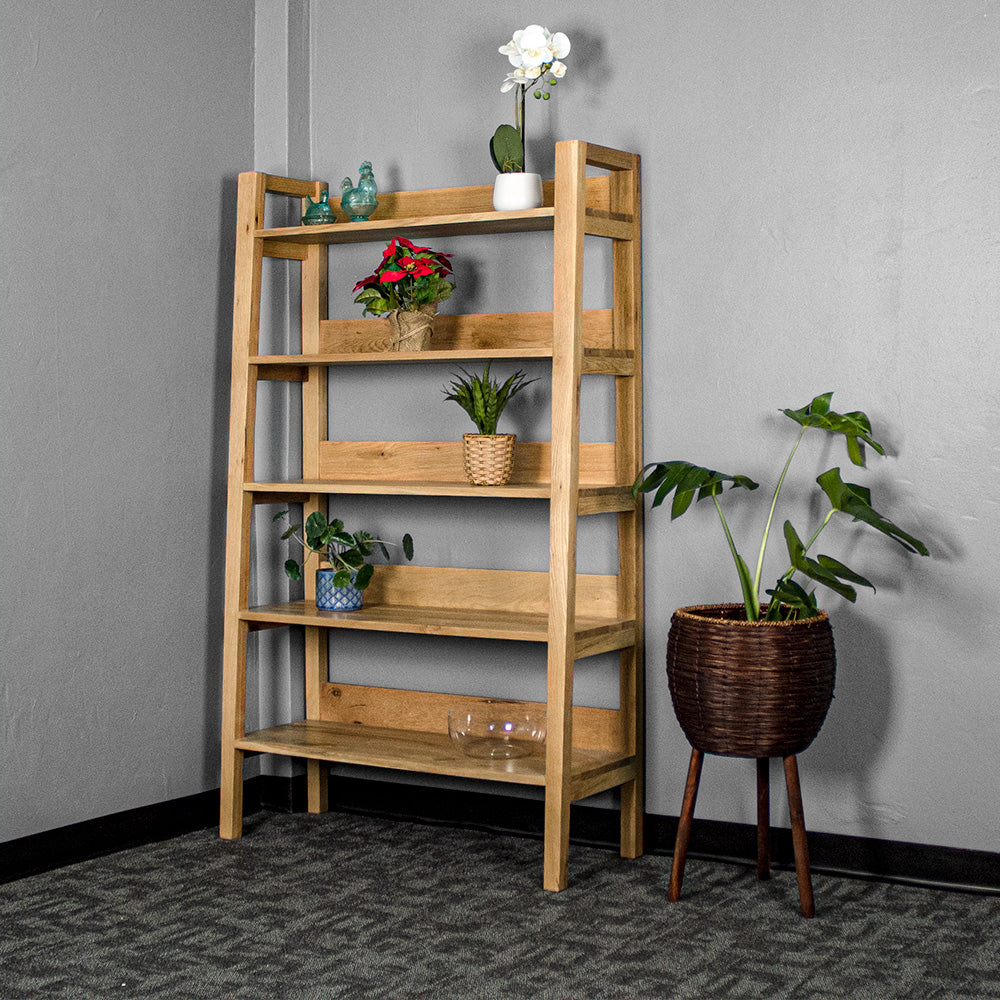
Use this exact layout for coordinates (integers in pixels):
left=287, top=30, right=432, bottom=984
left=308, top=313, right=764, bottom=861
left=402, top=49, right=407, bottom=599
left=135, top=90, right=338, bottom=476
left=273, top=511, right=413, bottom=591
left=633, top=392, right=929, bottom=622
left=442, top=362, right=536, bottom=435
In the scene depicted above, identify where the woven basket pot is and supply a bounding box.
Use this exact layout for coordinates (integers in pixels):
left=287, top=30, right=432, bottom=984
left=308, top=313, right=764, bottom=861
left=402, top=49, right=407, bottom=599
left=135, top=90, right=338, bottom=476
left=462, top=433, right=516, bottom=486
left=388, top=304, right=437, bottom=351
left=667, top=603, right=836, bottom=758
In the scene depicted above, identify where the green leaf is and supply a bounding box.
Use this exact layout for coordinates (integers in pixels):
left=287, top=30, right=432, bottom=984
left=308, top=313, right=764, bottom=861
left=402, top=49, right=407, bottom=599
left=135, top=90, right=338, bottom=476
left=280, top=526, right=298, bottom=540
left=490, top=124, right=524, bottom=173
left=783, top=520, right=872, bottom=602
left=765, top=578, right=819, bottom=620
left=354, top=563, right=374, bottom=591
left=782, top=392, right=886, bottom=467
left=284, top=559, right=302, bottom=581
left=340, top=548, right=364, bottom=568
left=633, top=461, right=758, bottom=518
left=817, top=468, right=929, bottom=555
left=402, top=533, right=414, bottom=561
left=734, top=551, right=759, bottom=621
left=273, top=510, right=289, bottom=522
left=333, top=568, right=353, bottom=588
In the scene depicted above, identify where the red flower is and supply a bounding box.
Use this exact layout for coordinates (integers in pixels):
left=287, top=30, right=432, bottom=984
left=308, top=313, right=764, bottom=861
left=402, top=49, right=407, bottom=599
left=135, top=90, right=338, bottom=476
left=353, top=272, right=379, bottom=292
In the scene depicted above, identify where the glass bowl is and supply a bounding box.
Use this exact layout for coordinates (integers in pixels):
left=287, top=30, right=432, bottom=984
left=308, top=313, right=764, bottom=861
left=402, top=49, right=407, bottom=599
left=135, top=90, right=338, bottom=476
left=448, top=702, right=547, bottom=759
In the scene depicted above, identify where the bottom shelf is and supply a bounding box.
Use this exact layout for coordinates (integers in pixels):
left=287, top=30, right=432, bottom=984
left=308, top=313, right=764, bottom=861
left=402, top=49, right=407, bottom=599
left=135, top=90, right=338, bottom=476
left=235, top=720, right=637, bottom=797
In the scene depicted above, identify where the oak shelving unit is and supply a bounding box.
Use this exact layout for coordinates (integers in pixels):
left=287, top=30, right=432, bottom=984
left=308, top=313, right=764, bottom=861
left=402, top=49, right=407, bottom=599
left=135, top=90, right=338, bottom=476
left=220, top=140, right=643, bottom=891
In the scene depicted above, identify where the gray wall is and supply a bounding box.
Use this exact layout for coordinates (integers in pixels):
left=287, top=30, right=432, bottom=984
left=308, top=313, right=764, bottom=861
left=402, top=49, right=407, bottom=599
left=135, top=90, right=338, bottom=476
left=2, top=0, right=997, bottom=860
left=0, top=1, right=253, bottom=841
left=259, top=0, right=996, bottom=853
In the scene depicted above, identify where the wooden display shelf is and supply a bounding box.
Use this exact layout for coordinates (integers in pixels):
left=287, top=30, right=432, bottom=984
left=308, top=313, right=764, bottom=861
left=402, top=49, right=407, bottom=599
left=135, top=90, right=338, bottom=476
left=234, top=719, right=637, bottom=795
left=248, top=310, right=633, bottom=374
left=251, top=348, right=634, bottom=375
left=240, top=599, right=636, bottom=658
left=221, top=142, right=644, bottom=891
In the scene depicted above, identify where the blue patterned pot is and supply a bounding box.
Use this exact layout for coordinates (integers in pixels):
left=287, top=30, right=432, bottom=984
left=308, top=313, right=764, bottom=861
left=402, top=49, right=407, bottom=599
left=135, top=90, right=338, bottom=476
left=315, top=568, right=364, bottom=611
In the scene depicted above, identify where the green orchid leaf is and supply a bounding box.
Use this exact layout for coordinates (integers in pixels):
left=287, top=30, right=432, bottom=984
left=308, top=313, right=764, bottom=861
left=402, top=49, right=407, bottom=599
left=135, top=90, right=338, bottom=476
left=817, top=468, right=929, bottom=555
left=490, top=124, right=524, bottom=173
left=284, top=559, right=302, bottom=581
left=633, top=461, right=758, bottom=519
left=353, top=563, right=374, bottom=591
left=782, top=392, right=885, bottom=466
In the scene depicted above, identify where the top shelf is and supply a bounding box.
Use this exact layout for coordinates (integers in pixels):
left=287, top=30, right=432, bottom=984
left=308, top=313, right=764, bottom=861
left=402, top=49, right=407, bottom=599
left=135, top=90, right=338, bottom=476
left=256, top=172, right=636, bottom=252
left=258, top=207, right=633, bottom=248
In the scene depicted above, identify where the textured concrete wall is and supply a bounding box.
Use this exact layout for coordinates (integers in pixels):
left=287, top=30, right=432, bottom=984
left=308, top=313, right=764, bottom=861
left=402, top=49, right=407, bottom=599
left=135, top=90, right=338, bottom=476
left=285, top=0, right=999, bottom=852
left=0, top=0, right=253, bottom=840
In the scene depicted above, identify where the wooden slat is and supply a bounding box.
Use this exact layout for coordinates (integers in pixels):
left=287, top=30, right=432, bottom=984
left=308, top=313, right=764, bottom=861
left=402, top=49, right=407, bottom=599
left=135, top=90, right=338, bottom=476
left=359, top=564, right=620, bottom=618
left=317, top=309, right=614, bottom=355
left=317, top=440, right=617, bottom=485
left=253, top=363, right=308, bottom=381
left=317, top=683, right=625, bottom=752
left=262, top=241, right=309, bottom=260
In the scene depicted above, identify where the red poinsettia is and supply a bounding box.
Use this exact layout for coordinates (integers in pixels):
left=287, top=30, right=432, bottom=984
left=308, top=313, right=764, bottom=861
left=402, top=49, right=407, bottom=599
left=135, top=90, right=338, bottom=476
left=353, top=237, right=455, bottom=315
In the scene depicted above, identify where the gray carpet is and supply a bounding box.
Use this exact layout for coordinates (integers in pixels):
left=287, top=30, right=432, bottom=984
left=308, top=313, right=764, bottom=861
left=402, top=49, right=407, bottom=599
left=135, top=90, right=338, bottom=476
left=2, top=809, right=998, bottom=999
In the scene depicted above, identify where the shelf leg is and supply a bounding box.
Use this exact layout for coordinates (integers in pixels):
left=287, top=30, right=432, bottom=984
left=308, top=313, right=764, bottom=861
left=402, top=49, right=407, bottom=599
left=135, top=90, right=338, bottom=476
left=620, top=778, right=644, bottom=860
left=219, top=617, right=250, bottom=839
left=219, top=748, right=245, bottom=839
left=305, top=625, right=329, bottom=814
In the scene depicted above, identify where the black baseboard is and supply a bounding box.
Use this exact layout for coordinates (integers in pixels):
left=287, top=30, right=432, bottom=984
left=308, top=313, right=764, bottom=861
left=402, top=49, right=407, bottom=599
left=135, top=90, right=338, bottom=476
left=0, top=782, right=259, bottom=884
left=3, top=774, right=998, bottom=894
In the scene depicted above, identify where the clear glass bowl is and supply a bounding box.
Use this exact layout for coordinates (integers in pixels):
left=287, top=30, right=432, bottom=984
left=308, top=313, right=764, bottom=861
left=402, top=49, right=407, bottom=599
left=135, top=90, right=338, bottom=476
left=448, top=702, right=547, bottom=759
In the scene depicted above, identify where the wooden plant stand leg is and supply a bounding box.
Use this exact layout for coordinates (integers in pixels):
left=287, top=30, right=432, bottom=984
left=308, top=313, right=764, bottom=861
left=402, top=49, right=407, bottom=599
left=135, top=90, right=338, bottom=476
left=756, top=757, right=771, bottom=881
left=668, top=747, right=704, bottom=902
left=783, top=754, right=816, bottom=918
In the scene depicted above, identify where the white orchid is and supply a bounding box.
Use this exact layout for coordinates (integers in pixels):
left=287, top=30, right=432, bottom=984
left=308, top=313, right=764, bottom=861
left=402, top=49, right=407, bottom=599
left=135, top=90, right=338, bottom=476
left=491, top=24, right=572, bottom=173
left=499, top=25, right=571, bottom=79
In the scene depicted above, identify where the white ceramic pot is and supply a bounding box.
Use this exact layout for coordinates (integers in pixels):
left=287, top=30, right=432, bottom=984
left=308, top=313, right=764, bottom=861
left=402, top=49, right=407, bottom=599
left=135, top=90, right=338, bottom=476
left=492, top=172, right=543, bottom=212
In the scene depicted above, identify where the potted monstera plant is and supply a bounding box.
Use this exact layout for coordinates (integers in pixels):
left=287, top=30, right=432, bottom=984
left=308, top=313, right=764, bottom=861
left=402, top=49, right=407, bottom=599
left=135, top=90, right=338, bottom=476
left=442, top=363, right=536, bottom=485
left=634, top=392, right=930, bottom=917
left=274, top=510, right=413, bottom=611
left=634, top=391, right=929, bottom=757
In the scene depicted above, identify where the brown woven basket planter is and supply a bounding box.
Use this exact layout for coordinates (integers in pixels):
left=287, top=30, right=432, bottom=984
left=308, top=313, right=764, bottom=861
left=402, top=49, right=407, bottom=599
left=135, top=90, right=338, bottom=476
left=667, top=603, right=836, bottom=758
left=463, top=433, right=516, bottom=486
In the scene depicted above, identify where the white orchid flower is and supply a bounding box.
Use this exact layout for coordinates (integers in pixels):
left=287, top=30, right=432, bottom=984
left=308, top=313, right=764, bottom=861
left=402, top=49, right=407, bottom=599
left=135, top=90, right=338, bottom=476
left=549, top=60, right=567, bottom=79
left=549, top=31, right=570, bottom=59
left=513, top=24, right=552, bottom=68
left=500, top=65, right=542, bottom=93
